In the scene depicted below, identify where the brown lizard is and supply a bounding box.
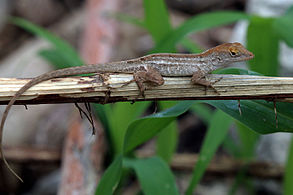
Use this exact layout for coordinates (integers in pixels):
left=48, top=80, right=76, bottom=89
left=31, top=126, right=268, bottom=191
left=0, top=42, right=254, bottom=181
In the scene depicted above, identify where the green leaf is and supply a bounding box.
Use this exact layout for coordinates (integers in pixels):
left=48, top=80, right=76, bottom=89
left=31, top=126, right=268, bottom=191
left=143, top=0, right=172, bottom=44
left=180, top=38, right=202, bottom=53
left=222, top=134, right=242, bottom=158
left=93, top=104, right=112, bottom=132
left=247, top=16, right=279, bottom=76
left=284, top=5, right=293, bottom=16
left=153, top=11, right=249, bottom=53
left=207, top=100, right=293, bottom=134
left=11, top=17, right=83, bottom=67
left=284, top=137, right=293, bottom=195
left=123, top=101, right=195, bottom=153
left=273, top=6, right=293, bottom=48
left=185, top=110, right=233, bottom=195
left=38, top=49, right=77, bottom=69
left=190, top=103, right=213, bottom=125
left=236, top=122, right=259, bottom=161
left=156, top=123, right=177, bottom=162
left=124, top=157, right=179, bottom=195
left=156, top=101, right=179, bottom=162
left=113, top=13, right=145, bottom=28
left=273, top=16, right=293, bottom=47
left=95, top=155, right=123, bottom=195
left=108, top=102, right=151, bottom=154
left=93, top=104, right=116, bottom=155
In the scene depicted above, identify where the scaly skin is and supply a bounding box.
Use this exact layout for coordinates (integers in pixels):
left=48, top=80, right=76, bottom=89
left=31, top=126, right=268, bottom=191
left=0, top=42, right=254, bottom=181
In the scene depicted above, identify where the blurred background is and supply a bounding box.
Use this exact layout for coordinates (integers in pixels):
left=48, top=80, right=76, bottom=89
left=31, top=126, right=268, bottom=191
left=0, top=0, right=293, bottom=194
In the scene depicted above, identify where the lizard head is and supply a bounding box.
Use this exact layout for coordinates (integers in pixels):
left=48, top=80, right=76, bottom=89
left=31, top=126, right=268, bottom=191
left=204, top=42, right=254, bottom=68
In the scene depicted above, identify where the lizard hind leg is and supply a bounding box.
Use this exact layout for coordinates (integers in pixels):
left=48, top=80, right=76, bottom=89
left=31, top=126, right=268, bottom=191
left=191, top=70, right=221, bottom=95
left=133, top=67, right=164, bottom=98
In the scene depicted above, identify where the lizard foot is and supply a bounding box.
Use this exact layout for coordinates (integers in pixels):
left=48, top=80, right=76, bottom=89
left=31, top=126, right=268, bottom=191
left=133, top=66, right=164, bottom=99
left=191, top=73, right=222, bottom=95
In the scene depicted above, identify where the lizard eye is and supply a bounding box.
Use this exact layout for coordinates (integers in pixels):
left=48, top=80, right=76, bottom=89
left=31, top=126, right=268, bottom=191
left=229, top=48, right=239, bottom=57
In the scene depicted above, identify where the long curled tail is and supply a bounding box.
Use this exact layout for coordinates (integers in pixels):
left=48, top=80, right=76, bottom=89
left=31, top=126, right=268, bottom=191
left=0, top=65, right=102, bottom=182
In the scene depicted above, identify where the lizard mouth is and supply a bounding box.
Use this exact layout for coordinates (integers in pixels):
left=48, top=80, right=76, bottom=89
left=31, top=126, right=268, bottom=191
left=246, top=50, right=255, bottom=60
left=236, top=50, right=254, bottom=61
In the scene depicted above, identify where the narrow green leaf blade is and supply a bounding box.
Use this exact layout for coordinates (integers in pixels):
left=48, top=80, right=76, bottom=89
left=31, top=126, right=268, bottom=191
left=153, top=11, right=249, bottom=53
left=284, top=137, right=293, bottom=195
left=180, top=38, right=202, bottom=53
left=38, top=49, right=77, bottom=69
left=93, top=104, right=114, bottom=153
left=247, top=16, right=279, bottom=76
left=123, top=101, right=195, bottom=153
left=156, top=101, right=179, bottom=162
left=236, top=122, right=259, bottom=161
left=284, top=5, right=293, bottom=16
left=190, top=103, right=213, bottom=125
left=143, top=0, right=172, bottom=43
left=273, top=6, right=293, bottom=48
left=108, top=102, right=151, bottom=154
left=185, top=110, right=233, bottom=195
left=95, top=155, right=123, bottom=195
left=113, top=13, right=145, bottom=28
left=124, top=157, right=179, bottom=195
left=11, top=17, right=83, bottom=67
left=156, top=122, right=177, bottom=162
left=222, top=134, right=241, bottom=158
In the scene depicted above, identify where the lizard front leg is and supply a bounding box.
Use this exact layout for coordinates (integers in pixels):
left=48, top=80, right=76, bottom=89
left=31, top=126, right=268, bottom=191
left=191, top=69, right=221, bottom=94
left=134, top=67, right=164, bottom=97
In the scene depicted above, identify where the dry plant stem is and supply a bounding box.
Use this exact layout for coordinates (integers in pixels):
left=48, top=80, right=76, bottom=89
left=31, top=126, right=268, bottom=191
left=1, top=74, right=293, bottom=104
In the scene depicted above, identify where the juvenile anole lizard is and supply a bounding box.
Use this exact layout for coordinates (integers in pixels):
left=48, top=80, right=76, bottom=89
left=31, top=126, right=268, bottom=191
left=0, top=42, right=254, bottom=181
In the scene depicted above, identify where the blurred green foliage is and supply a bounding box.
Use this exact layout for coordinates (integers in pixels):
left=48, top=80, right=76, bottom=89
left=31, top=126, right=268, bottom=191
left=11, top=1, right=293, bottom=195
